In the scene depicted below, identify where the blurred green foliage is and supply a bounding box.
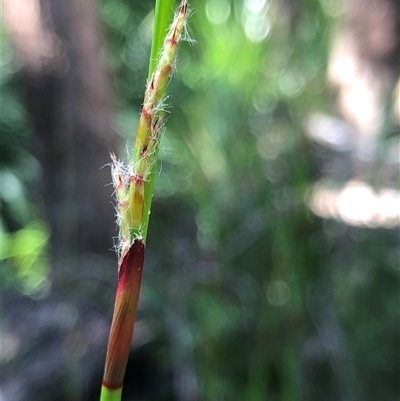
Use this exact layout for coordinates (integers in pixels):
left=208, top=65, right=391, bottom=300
left=1, top=0, right=399, bottom=400
left=0, top=220, right=49, bottom=295
left=0, top=26, right=50, bottom=297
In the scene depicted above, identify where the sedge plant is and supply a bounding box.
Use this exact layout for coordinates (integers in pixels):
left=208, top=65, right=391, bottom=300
left=100, top=1, right=189, bottom=400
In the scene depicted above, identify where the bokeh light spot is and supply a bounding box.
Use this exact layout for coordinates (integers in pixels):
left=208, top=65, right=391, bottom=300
left=267, top=280, right=291, bottom=307
left=245, top=0, right=268, bottom=13
left=244, top=14, right=270, bottom=43
left=206, top=0, right=231, bottom=25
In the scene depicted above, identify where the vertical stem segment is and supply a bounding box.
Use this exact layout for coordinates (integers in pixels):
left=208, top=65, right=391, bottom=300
left=129, top=0, right=187, bottom=241
left=101, top=2, right=188, bottom=400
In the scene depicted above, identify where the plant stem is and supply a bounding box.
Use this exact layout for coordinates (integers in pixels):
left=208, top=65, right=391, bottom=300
left=130, top=0, right=185, bottom=242
left=149, top=0, right=176, bottom=80
left=100, top=1, right=187, bottom=400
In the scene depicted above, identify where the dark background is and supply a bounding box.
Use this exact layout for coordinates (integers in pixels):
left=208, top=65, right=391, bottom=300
left=1, top=0, right=399, bottom=400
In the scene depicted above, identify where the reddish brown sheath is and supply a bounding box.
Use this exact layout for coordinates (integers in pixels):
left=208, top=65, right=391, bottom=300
left=102, top=239, right=145, bottom=390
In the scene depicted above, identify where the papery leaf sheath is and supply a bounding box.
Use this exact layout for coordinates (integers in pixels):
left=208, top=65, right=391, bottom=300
left=102, top=239, right=145, bottom=390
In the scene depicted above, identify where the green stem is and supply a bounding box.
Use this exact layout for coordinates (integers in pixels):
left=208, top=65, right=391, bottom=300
left=99, top=388, right=122, bottom=401
left=142, top=0, right=176, bottom=241
left=101, top=2, right=186, bottom=400
left=149, top=0, right=176, bottom=80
